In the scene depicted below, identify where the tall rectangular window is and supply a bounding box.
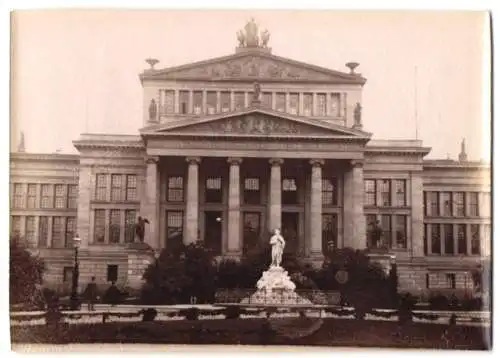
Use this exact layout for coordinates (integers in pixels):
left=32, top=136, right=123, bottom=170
left=471, top=224, right=480, bottom=255
left=111, top=174, right=123, bottom=201
left=244, top=178, right=260, bottom=204
left=381, top=180, right=391, bottom=206
left=469, top=192, right=479, bottom=216
left=107, top=265, right=118, bottom=283
left=276, top=92, right=286, bottom=112
left=316, top=93, right=327, bottom=116
left=453, top=192, right=465, bottom=217
left=330, top=93, right=340, bottom=116
left=441, top=192, right=452, bottom=216
left=381, top=215, right=392, bottom=247
left=457, top=224, right=467, bottom=255
left=95, top=174, right=107, bottom=201
left=67, top=184, right=78, bottom=208
left=27, top=184, right=37, bottom=208
left=443, top=224, right=454, bottom=254
left=221, top=91, right=230, bottom=112
left=25, top=216, right=35, bottom=245
left=365, top=214, right=377, bottom=248
left=167, top=176, right=184, bottom=202
left=322, top=178, right=338, bottom=206
left=11, top=216, right=21, bottom=238
left=364, top=179, right=376, bottom=206
left=41, top=184, right=53, bottom=208
left=395, top=215, right=407, bottom=249
left=55, top=184, right=67, bottom=209
left=179, top=90, right=189, bottom=114
left=262, top=92, right=272, bottom=109
left=303, top=93, right=313, bottom=116
left=289, top=93, right=299, bottom=115
left=166, top=211, right=183, bottom=243
left=94, top=209, right=106, bottom=243
left=109, top=210, right=121, bottom=243
left=65, top=217, right=76, bottom=247
left=431, top=224, right=441, bottom=254
left=13, top=183, right=24, bottom=209
left=446, top=273, right=456, bottom=289
left=52, top=217, right=65, bottom=248
left=243, top=212, right=260, bottom=254
left=125, top=210, right=136, bottom=243
left=39, top=216, right=48, bottom=247
left=394, top=180, right=406, bottom=207
left=126, top=175, right=137, bottom=201
left=234, top=91, right=245, bottom=111
left=63, top=267, right=73, bottom=283
left=282, top=178, right=298, bottom=205
left=163, top=90, right=175, bottom=114
left=427, top=192, right=439, bottom=216
left=322, top=214, right=337, bottom=253
left=193, top=91, right=203, bottom=114
left=207, top=91, right=217, bottom=114
left=205, top=177, right=222, bottom=203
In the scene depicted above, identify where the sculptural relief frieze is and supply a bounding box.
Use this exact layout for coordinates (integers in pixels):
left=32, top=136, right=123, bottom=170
left=166, top=56, right=330, bottom=81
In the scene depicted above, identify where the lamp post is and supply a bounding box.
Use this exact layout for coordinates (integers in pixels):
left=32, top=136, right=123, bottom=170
left=69, top=234, right=82, bottom=310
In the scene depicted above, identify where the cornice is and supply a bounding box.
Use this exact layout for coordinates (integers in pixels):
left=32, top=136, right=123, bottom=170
left=10, top=152, right=80, bottom=163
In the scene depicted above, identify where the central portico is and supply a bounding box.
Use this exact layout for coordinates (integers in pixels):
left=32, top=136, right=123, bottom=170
left=139, top=107, right=371, bottom=260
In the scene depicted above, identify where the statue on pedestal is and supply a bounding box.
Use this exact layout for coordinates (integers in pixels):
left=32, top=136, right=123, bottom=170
left=270, top=228, right=285, bottom=267
left=135, top=216, right=150, bottom=243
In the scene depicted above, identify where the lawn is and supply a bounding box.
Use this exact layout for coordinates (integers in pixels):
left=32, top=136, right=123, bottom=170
left=11, top=318, right=490, bottom=350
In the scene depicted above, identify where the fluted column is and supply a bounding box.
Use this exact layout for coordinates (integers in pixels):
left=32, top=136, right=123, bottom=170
left=185, top=157, right=200, bottom=244
left=268, top=158, right=283, bottom=232
left=76, top=166, right=91, bottom=249
left=141, top=156, right=160, bottom=248
left=227, top=157, right=242, bottom=254
left=343, top=160, right=365, bottom=250
left=310, top=159, right=324, bottom=256
left=410, top=171, right=425, bottom=257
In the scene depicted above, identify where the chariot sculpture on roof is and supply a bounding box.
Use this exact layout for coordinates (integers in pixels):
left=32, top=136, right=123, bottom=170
left=236, top=18, right=271, bottom=49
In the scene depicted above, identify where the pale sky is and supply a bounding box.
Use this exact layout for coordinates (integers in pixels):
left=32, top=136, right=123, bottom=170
left=10, top=10, right=490, bottom=160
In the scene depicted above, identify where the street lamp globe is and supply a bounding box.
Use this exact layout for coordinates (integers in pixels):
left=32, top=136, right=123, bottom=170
left=73, top=235, right=81, bottom=248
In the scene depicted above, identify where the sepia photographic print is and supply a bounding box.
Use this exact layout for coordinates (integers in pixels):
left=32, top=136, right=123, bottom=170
left=7, top=8, right=492, bottom=352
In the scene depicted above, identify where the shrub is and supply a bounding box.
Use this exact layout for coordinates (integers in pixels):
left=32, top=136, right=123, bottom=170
left=429, top=294, right=449, bottom=310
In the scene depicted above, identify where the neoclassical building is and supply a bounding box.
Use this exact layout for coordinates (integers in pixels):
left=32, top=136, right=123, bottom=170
left=10, top=20, right=491, bottom=296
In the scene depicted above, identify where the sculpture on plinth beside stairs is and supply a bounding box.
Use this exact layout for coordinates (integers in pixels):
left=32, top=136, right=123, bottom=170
left=127, top=216, right=152, bottom=251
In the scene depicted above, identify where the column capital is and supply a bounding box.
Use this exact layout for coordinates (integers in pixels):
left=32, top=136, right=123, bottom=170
left=186, top=156, right=201, bottom=165
left=269, top=158, right=284, bottom=166
left=309, top=159, right=325, bottom=168
left=227, top=157, right=243, bottom=165
left=145, top=156, right=159, bottom=164
left=350, top=159, right=364, bottom=168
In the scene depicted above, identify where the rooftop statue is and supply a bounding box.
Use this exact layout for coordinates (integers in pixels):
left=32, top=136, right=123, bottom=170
left=236, top=19, right=271, bottom=49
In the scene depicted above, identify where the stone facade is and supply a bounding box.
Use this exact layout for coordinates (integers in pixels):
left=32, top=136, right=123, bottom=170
left=9, top=25, right=490, bottom=298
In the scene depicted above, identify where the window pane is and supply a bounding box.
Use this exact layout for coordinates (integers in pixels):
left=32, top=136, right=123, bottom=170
left=179, top=90, right=189, bottom=114
left=330, top=93, right=340, bottom=116
left=125, top=210, right=137, bottom=243
left=221, top=92, right=230, bottom=112
left=96, top=174, right=107, bottom=201
left=243, top=212, right=260, bottom=254
left=109, top=210, right=121, bottom=243
left=282, top=178, right=297, bottom=205
left=395, top=215, right=407, bottom=249
left=471, top=224, right=480, bottom=255
left=316, top=93, right=326, bottom=116
left=381, top=180, right=391, bottom=206
left=446, top=273, right=456, bottom=289
left=55, top=184, right=67, bottom=208
left=167, top=176, right=184, bottom=202
left=322, top=178, right=337, bottom=206
left=39, top=217, right=49, bottom=247
left=276, top=93, right=285, bottom=112
left=207, top=91, right=217, bottom=114
left=244, top=178, right=260, bottom=204
left=167, top=211, right=183, bottom=244
left=394, top=180, right=406, bottom=206
left=381, top=215, right=391, bottom=247
left=52, top=217, right=65, bottom=248
left=262, top=92, right=272, bottom=109
left=457, top=224, right=466, bottom=254
left=235, top=92, right=245, bottom=111
left=193, top=91, right=203, bottom=114
left=68, top=184, right=78, bottom=208
left=111, top=174, right=122, bottom=201
left=94, top=209, right=105, bottom=243
left=163, top=90, right=175, bottom=114
left=443, top=224, right=454, bottom=254
left=25, top=216, right=36, bottom=246
left=441, top=192, right=451, bottom=216
left=431, top=224, right=441, bottom=254
left=107, top=265, right=118, bottom=283
left=364, top=180, right=376, bottom=206
left=469, top=192, right=479, bottom=216
left=205, top=177, right=222, bottom=203
left=27, top=184, right=37, bottom=208
left=453, top=192, right=465, bottom=216
left=289, top=93, right=299, bottom=115
left=303, top=93, right=313, bottom=116
left=322, top=214, right=337, bottom=253
left=11, top=216, right=21, bottom=238
left=126, top=175, right=137, bottom=201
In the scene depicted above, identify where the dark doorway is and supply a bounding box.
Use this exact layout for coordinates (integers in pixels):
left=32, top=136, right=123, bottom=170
left=204, top=211, right=222, bottom=254
left=281, top=212, right=299, bottom=254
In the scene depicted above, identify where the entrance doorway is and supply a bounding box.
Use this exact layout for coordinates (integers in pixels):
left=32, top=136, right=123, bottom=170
left=204, top=211, right=222, bottom=254
left=281, top=212, right=299, bottom=254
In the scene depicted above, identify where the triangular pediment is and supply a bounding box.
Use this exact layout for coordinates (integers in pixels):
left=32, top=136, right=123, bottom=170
left=140, top=51, right=365, bottom=84
left=141, top=109, right=371, bottom=139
